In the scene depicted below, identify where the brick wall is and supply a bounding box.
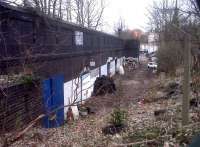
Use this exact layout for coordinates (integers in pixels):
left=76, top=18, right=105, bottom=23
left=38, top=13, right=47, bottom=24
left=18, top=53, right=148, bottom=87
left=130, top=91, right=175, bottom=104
left=0, top=82, right=42, bottom=132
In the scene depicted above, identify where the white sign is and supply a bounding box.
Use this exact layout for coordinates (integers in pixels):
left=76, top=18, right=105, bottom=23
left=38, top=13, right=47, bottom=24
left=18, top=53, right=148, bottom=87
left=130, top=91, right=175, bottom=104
left=107, top=57, right=113, bottom=63
left=117, top=59, right=121, bottom=69
left=75, top=31, right=83, bottom=45
left=90, top=61, right=96, bottom=67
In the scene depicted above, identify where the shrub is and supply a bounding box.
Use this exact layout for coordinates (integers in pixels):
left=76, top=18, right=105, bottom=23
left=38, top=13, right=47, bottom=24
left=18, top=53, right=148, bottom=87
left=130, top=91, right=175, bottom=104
left=18, top=74, right=39, bottom=86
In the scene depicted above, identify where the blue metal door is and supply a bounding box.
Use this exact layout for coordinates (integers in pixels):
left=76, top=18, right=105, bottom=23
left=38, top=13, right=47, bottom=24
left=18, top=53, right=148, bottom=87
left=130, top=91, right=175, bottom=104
left=42, top=75, right=64, bottom=128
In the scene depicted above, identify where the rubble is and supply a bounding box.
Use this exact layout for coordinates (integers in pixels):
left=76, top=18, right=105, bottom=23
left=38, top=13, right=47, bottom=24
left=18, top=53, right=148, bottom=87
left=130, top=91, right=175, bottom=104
left=102, top=124, right=126, bottom=135
left=164, top=81, right=181, bottom=98
left=154, top=109, right=167, bottom=116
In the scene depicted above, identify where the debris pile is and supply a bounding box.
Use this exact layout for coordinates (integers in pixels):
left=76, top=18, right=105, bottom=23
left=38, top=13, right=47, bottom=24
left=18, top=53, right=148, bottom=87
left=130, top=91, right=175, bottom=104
left=124, top=57, right=138, bottom=71
left=92, top=75, right=116, bottom=96
left=164, top=81, right=182, bottom=99
left=102, top=124, right=125, bottom=135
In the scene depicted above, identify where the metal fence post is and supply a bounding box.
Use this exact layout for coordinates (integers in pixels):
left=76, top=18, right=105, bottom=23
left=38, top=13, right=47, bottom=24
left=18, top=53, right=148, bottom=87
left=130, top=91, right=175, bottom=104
left=80, top=74, right=83, bottom=104
left=107, top=62, right=110, bottom=76
left=115, top=58, right=117, bottom=74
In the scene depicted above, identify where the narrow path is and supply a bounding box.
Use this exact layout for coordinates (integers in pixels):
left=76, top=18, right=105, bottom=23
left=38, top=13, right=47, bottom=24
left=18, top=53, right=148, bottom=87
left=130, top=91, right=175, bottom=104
left=116, top=57, right=155, bottom=106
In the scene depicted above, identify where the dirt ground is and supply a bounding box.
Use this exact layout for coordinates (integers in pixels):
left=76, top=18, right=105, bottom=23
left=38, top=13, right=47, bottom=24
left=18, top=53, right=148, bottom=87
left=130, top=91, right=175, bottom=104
left=2, top=56, right=198, bottom=147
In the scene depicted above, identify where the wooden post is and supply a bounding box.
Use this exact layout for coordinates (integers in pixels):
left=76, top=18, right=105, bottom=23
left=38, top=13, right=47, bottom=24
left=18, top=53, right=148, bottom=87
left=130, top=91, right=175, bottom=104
left=182, top=36, right=191, bottom=125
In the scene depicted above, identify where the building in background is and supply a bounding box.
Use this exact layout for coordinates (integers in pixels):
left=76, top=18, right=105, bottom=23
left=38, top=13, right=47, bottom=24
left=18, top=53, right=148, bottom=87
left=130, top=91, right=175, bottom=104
left=140, top=32, right=158, bottom=53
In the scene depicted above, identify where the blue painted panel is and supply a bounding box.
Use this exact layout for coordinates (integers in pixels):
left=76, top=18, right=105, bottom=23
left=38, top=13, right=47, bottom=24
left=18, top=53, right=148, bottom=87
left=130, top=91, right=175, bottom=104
left=42, top=74, right=64, bottom=128
left=52, top=75, right=64, bottom=127
left=42, top=79, right=52, bottom=128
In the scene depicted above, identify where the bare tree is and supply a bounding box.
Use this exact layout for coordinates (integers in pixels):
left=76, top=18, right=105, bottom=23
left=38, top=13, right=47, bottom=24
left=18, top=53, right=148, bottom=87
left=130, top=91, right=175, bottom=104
left=114, top=17, right=127, bottom=37
left=147, top=0, right=199, bottom=73
left=65, top=0, right=72, bottom=22
left=73, top=0, right=105, bottom=29
left=3, top=0, right=106, bottom=30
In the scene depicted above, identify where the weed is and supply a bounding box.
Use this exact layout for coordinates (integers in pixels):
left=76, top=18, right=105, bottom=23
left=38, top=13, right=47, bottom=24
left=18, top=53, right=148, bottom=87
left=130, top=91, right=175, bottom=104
left=110, top=108, right=127, bottom=126
left=18, top=75, right=39, bottom=86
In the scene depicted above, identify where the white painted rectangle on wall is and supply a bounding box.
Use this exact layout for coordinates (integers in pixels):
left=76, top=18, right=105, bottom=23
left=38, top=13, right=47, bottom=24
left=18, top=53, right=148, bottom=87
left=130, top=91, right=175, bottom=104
left=110, top=61, right=115, bottom=76
left=64, top=80, right=72, bottom=120
left=90, top=70, right=98, bottom=97
left=90, top=68, right=99, bottom=86
left=63, top=77, right=81, bottom=120
left=120, top=57, right=124, bottom=66
left=101, top=64, right=107, bottom=76
left=81, top=73, right=91, bottom=101
left=117, top=59, right=121, bottom=69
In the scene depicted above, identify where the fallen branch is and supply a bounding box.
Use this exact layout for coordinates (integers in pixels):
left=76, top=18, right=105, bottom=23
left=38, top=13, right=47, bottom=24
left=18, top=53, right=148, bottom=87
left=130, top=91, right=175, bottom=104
left=114, top=135, right=171, bottom=147
left=114, top=139, right=157, bottom=147
left=12, top=114, right=45, bottom=142
left=3, top=114, right=45, bottom=147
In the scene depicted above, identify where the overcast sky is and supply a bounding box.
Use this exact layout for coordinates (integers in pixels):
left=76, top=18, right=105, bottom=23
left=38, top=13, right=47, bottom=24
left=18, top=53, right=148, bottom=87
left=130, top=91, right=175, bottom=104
left=103, top=0, right=155, bottom=33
